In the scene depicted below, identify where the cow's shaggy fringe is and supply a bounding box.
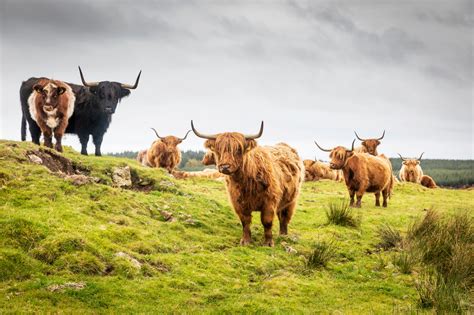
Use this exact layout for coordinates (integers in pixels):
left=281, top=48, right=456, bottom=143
left=325, top=200, right=361, bottom=228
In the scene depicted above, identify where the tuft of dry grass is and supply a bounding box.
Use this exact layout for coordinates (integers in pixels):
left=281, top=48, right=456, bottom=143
left=376, top=224, right=402, bottom=250
left=306, top=240, right=337, bottom=269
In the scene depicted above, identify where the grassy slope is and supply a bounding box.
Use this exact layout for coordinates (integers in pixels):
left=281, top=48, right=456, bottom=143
left=0, top=140, right=472, bottom=313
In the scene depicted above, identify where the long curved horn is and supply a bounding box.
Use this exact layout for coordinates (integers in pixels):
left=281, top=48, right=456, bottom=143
left=121, top=70, right=142, bottom=89
left=314, top=141, right=332, bottom=152
left=244, top=121, right=264, bottom=140
left=354, top=131, right=366, bottom=141
left=348, top=139, right=355, bottom=152
left=191, top=120, right=218, bottom=140
left=377, top=130, right=386, bottom=140
left=397, top=153, right=407, bottom=161
left=151, top=128, right=164, bottom=139
left=78, top=66, right=99, bottom=87
left=417, top=152, right=424, bottom=161
left=180, top=130, right=191, bottom=141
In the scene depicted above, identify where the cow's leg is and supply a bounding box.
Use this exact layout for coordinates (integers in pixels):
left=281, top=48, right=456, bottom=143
left=43, top=128, right=53, bottom=149
left=355, top=190, right=364, bottom=208
left=261, top=208, right=275, bottom=247
left=382, top=189, right=389, bottom=208
left=375, top=192, right=381, bottom=207
left=54, top=122, right=67, bottom=152
left=236, top=211, right=252, bottom=246
left=92, top=133, right=104, bottom=156
left=349, top=189, right=356, bottom=207
left=279, top=201, right=296, bottom=236
left=29, top=122, right=41, bottom=145
left=78, top=132, right=89, bottom=155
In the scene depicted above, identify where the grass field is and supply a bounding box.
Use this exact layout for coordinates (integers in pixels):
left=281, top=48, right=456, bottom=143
left=0, top=140, right=472, bottom=313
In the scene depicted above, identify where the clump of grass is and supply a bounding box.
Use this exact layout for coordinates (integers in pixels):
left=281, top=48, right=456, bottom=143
left=54, top=252, right=105, bottom=275
left=31, top=234, right=88, bottom=264
left=392, top=251, right=414, bottom=274
left=0, top=218, right=47, bottom=251
left=325, top=200, right=361, bottom=227
left=0, top=249, right=43, bottom=281
left=406, top=210, right=473, bottom=312
left=306, top=240, right=337, bottom=269
left=376, top=224, right=402, bottom=250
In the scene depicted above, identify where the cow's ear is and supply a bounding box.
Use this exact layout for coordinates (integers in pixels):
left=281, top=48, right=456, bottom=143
left=376, top=140, right=381, bottom=145
left=33, top=84, right=43, bottom=93
left=361, top=141, right=366, bottom=146
left=346, top=151, right=354, bottom=158
left=57, top=87, right=66, bottom=95
left=245, top=139, right=257, bottom=152
left=416, top=161, right=420, bottom=165
left=204, top=139, right=215, bottom=151
left=120, top=88, right=131, bottom=99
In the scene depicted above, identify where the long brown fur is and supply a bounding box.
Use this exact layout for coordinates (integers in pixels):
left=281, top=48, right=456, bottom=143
left=147, top=136, right=183, bottom=172
left=399, top=159, right=423, bottom=183
left=420, top=175, right=437, bottom=188
left=327, top=146, right=393, bottom=208
left=136, top=149, right=150, bottom=166
left=303, top=160, right=343, bottom=182
left=203, top=133, right=304, bottom=247
left=27, top=78, right=75, bottom=152
left=354, top=139, right=381, bottom=156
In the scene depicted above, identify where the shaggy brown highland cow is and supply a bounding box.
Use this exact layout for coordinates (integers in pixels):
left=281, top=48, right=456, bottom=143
left=354, top=130, right=385, bottom=156
left=27, top=78, right=75, bottom=152
left=315, top=140, right=394, bottom=208
left=303, top=159, right=343, bottom=182
left=146, top=129, right=190, bottom=172
left=192, top=121, right=304, bottom=247
left=398, top=153, right=424, bottom=183
left=420, top=175, right=437, bottom=189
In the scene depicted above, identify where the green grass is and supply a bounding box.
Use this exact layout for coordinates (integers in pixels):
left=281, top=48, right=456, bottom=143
left=0, top=140, right=473, bottom=313
left=325, top=200, right=361, bottom=227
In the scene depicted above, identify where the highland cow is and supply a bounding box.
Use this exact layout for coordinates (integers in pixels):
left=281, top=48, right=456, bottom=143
left=192, top=121, right=304, bottom=246
left=398, top=153, right=424, bottom=183
left=27, top=78, right=75, bottom=152
left=420, top=175, right=437, bottom=189
left=303, top=159, right=343, bottom=182
left=146, top=129, right=191, bottom=172
left=354, top=130, right=385, bottom=156
left=315, top=140, right=394, bottom=208
left=136, top=149, right=150, bottom=167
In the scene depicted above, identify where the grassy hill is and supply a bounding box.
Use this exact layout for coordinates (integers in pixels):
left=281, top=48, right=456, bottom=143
left=0, top=140, right=472, bottom=313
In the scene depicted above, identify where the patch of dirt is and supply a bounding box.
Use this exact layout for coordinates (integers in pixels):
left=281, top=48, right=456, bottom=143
left=26, top=149, right=89, bottom=175
left=130, top=168, right=155, bottom=192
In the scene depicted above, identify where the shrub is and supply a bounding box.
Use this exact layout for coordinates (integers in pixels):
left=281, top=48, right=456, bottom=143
left=376, top=224, right=402, bottom=250
left=306, top=240, right=337, bottom=269
left=325, top=201, right=361, bottom=227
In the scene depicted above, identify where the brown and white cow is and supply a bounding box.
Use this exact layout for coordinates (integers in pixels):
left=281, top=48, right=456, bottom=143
left=354, top=130, right=385, bottom=156
left=192, top=121, right=304, bottom=247
left=398, top=153, right=424, bottom=183
left=146, top=129, right=190, bottom=173
left=315, top=140, right=394, bottom=208
left=27, top=79, right=75, bottom=152
left=303, top=159, right=343, bottom=182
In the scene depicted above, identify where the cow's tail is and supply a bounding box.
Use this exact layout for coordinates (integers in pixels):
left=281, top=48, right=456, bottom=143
left=21, top=114, right=27, bottom=141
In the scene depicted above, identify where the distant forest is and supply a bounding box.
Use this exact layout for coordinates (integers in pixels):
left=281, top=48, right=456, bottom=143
left=107, top=151, right=473, bottom=188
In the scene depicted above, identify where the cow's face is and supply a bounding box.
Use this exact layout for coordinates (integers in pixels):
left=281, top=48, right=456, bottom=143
left=361, top=139, right=380, bottom=155
left=402, top=160, right=421, bottom=179
left=202, top=151, right=215, bottom=166
left=161, top=136, right=183, bottom=147
left=33, top=82, right=66, bottom=112
left=90, top=82, right=130, bottom=115
left=329, top=146, right=353, bottom=170
left=205, top=133, right=257, bottom=175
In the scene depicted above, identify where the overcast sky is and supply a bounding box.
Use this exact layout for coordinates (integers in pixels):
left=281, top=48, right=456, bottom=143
left=0, top=0, right=472, bottom=160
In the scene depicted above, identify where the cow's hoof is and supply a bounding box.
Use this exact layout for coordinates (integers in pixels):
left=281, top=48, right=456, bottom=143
left=240, top=238, right=251, bottom=246
left=263, top=239, right=274, bottom=247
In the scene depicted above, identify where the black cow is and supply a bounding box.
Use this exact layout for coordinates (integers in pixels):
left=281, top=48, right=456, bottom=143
left=20, top=67, right=141, bottom=156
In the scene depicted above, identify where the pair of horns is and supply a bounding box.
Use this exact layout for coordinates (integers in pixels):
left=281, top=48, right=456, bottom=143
left=354, top=130, right=385, bottom=141
left=191, top=120, right=264, bottom=140
left=398, top=152, right=424, bottom=162
left=314, top=139, right=355, bottom=152
left=78, top=66, right=141, bottom=89
left=151, top=128, right=191, bottom=141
